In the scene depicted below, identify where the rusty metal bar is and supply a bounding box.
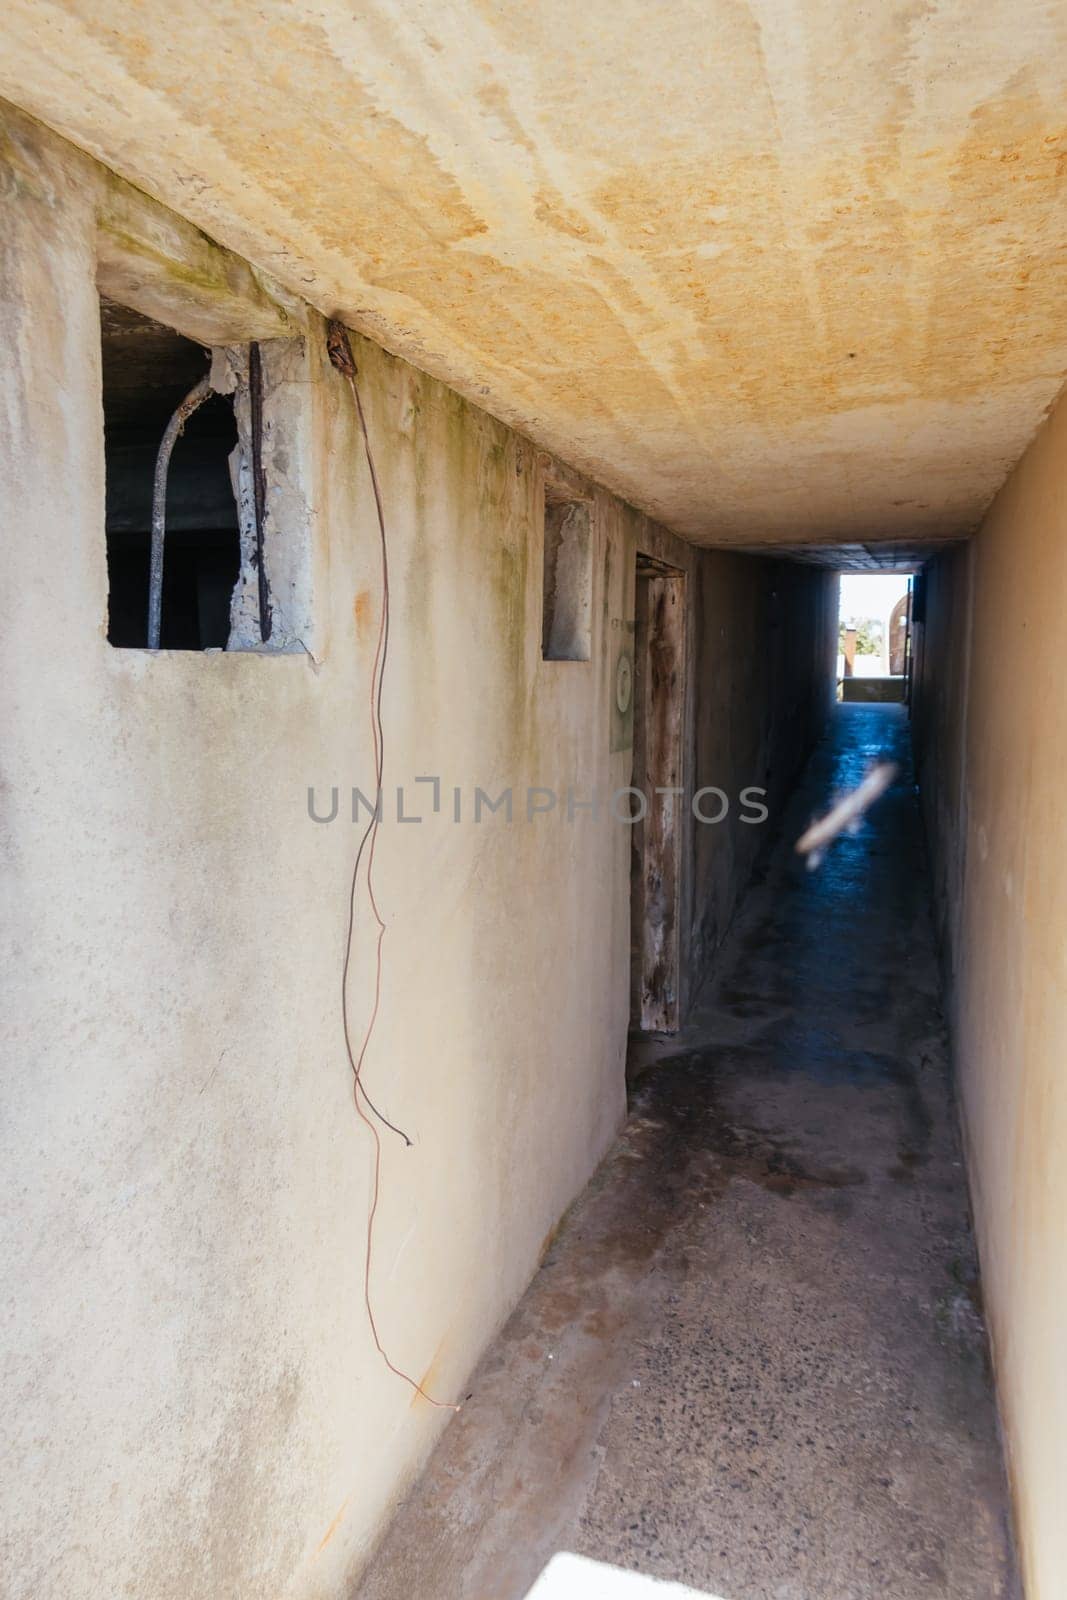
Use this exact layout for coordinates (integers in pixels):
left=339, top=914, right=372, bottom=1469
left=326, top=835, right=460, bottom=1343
left=248, top=342, right=272, bottom=642
left=147, top=376, right=213, bottom=651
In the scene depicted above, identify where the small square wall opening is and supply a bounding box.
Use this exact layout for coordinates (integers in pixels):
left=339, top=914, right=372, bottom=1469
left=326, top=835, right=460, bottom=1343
left=541, top=483, right=592, bottom=662
left=101, top=297, right=241, bottom=649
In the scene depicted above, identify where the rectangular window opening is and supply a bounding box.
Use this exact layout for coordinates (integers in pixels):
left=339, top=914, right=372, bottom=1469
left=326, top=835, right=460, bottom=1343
left=101, top=295, right=242, bottom=650
left=541, top=482, right=593, bottom=662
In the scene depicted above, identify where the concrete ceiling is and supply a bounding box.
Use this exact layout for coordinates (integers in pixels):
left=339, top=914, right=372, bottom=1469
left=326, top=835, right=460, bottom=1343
left=3, top=0, right=1067, bottom=554
left=745, top=540, right=955, bottom=572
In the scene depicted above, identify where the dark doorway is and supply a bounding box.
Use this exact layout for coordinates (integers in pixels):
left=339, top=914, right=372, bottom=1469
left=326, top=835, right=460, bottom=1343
left=630, top=554, right=686, bottom=1034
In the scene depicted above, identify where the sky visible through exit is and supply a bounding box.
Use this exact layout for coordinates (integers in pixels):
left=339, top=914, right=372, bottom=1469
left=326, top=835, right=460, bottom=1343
left=838, top=572, right=911, bottom=628
left=837, top=571, right=912, bottom=678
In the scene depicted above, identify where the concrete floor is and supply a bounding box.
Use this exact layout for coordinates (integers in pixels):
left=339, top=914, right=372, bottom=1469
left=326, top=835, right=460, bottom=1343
left=356, top=706, right=1017, bottom=1600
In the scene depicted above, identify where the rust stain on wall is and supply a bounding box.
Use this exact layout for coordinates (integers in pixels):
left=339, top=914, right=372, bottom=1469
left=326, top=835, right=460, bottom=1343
left=412, top=1334, right=451, bottom=1411
left=353, top=588, right=373, bottom=638
left=314, top=1495, right=352, bottom=1556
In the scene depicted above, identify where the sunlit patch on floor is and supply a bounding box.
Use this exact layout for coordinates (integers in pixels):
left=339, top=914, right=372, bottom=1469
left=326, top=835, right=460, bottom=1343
left=525, top=1552, right=725, bottom=1599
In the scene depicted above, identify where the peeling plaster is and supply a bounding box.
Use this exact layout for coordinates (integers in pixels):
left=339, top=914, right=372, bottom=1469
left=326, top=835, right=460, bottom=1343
left=215, top=338, right=317, bottom=655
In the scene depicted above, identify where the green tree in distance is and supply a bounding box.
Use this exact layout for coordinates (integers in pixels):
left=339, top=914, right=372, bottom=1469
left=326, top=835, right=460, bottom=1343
left=839, top=618, right=883, bottom=656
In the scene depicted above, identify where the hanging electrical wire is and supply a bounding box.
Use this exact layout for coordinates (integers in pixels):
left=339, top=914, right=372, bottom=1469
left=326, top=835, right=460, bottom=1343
left=327, top=319, right=460, bottom=1414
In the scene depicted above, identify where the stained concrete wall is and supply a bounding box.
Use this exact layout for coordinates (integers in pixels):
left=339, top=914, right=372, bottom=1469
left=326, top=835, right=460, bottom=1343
left=914, top=390, right=1067, bottom=1598
left=3, top=0, right=1067, bottom=555
left=686, top=557, right=837, bottom=1003
left=0, top=104, right=834, bottom=1600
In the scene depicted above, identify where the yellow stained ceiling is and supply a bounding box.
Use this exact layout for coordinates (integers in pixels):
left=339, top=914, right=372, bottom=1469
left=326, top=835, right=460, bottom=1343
left=2, top=0, right=1067, bottom=548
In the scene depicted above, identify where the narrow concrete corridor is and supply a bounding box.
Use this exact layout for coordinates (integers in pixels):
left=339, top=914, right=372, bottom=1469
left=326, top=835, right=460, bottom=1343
left=358, top=705, right=1015, bottom=1600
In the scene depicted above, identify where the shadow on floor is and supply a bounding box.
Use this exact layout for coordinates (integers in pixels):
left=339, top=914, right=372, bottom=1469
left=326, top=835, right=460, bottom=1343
left=356, top=706, right=1017, bottom=1600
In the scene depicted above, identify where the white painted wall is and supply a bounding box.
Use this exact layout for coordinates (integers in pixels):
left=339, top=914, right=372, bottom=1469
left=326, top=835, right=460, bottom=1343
left=0, top=108, right=639, bottom=1599
left=0, top=107, right=834, bottom=1599
left=915, top=393, right=1067, bottom=1600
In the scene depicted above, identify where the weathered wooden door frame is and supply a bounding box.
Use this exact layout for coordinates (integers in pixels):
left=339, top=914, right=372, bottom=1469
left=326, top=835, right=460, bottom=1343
left=630, top=553, right=686, bottom=1033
